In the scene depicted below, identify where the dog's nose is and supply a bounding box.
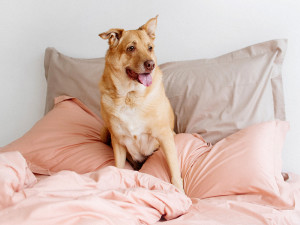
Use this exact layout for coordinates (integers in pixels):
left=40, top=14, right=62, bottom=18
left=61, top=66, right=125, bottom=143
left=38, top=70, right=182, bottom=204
left=144, top=60, right=155, bottom=71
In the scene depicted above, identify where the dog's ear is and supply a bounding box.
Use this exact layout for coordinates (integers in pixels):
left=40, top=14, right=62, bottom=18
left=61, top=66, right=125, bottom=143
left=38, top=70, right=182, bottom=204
left=99, top=28, right=124, bottom=47
left=139, top=15, right=158, bottom=40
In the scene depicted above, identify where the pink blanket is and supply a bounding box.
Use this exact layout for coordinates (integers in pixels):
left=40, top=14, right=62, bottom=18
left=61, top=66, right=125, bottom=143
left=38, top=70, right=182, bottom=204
left=156, top=176, right=300, bottom=224
left=0, top=151, right=191, bottom=225
left=1, top=150, right=300, bottom=224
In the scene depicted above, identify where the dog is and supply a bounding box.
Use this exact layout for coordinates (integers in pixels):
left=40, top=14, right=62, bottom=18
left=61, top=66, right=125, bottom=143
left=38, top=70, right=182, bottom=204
left=98, top=16, right=183, bottom=191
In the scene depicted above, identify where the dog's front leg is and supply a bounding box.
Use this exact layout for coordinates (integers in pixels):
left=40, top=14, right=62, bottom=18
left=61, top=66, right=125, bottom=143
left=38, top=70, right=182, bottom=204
left=111, top=135, right=127, bottom=168
left=157, top=131, right=184, bottom=192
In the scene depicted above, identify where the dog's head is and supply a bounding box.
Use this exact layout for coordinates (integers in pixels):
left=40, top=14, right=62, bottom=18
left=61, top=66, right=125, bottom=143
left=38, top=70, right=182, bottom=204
left=99, top=16, right=158, bottom=87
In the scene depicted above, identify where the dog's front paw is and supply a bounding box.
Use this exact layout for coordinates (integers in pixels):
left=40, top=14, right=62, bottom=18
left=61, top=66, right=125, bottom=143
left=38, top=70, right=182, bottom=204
left=171, top=177, right=184, bottom=193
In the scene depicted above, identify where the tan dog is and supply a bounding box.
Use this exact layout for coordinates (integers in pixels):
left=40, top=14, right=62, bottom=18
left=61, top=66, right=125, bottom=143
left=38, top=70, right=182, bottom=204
left=98, top=16, right=183, bottom=191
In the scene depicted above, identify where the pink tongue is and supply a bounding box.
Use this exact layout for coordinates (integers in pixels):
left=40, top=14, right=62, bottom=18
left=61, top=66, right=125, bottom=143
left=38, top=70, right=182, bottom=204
left=138, top=74, right=152, bottom=87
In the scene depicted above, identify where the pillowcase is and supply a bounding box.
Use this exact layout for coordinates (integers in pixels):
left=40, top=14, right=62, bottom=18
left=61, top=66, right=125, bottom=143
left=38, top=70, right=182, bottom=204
left=44, top=48, right=105, bottom=118
left=0, top=96, right=133, bottom=175
left=140, top=120, right=289, bottom=199
left=44, top=40, right=287, bottom=144
left=161, top=39, right=287, bottom=144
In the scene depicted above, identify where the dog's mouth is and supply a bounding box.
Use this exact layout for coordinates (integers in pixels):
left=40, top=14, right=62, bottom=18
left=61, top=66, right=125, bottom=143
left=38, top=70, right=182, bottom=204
left=126, top=68, right=152, bottom=87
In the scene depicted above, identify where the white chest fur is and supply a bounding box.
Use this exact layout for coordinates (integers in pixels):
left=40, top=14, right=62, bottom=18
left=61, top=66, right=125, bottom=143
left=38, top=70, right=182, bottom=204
left=107, top=95, right=159, bottom=162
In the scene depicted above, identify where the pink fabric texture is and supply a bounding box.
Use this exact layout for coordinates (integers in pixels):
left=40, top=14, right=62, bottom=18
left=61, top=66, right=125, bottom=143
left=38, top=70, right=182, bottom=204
left=0, top=151, right=191, bottom=224
left=0, top=151, right=36, bottom=209
left=1, top=95, right=300, bottom=224
left=1, top=96, right=132, bottom=175
left=141, top=120, right=290, bottom=201
left=154, top=175, right=300, bottom=225
left=1, top=149, right=300, bottom=224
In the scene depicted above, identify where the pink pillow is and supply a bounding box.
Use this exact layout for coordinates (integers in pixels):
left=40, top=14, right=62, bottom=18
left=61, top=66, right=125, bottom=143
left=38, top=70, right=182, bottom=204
left=140, top=120, right=289, bottom=198
left=0, top=96, right=133, bottom=175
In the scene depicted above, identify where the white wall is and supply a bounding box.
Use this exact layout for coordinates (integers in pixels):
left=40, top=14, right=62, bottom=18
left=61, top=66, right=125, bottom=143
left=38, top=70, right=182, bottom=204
left=1, top=0, right=300, bottom=173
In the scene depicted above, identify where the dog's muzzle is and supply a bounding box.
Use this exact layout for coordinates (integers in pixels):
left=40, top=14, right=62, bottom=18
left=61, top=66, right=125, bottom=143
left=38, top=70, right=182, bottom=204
left=126, top=60, right=155, bottom=87
left=126, top=69, right=153, bottom=87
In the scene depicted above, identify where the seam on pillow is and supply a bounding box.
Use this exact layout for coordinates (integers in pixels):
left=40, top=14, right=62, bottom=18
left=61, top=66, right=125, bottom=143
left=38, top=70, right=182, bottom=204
left=52, top=48, right=104, bottom=62
left=160, top=39, right=287, bottom=67
left=272, top=77, right=286, bottom=120
left=44, top=47, right=56, bottom=80
left=160, top=52, right=274, bottom=67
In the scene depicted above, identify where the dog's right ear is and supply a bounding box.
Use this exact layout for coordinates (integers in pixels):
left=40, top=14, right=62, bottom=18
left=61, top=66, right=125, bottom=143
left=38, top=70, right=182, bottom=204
left=99, top=28, right=124, bottom=47
left=139, top=16, right=158, bottom=40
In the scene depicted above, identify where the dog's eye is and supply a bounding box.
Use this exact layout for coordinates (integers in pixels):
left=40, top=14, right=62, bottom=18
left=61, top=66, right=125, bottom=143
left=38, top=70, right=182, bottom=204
left=127, top=46, right=135, bottom=52
left=148, top=46, right=153, bottom=51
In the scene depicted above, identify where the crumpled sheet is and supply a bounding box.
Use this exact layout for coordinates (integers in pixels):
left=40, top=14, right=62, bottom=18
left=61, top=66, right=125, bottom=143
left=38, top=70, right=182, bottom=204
left=1, top=150, right=300, bottom=225
left=156, top=172, right=300, bottom=225
left=0, top=151, right=191, bottom=225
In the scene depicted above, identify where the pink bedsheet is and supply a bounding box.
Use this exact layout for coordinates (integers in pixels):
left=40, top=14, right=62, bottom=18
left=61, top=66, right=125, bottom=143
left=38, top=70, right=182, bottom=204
left=1, top=151, right=300, bottom=225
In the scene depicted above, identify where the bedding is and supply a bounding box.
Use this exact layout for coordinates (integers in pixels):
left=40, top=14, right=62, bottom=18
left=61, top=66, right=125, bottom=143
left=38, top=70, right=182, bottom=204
left=161, top=39, right=287, bottom=144
left=1, top=96, right=132, bottom=175
left=44, top=48, right=105, bottom=118
left=141, top=121, right=289, bottom=200
left=1, top=39, right=300, bottom=224
left=0, top=151, right=191, bottom=225
left=1, top=129, right=300, bottom=224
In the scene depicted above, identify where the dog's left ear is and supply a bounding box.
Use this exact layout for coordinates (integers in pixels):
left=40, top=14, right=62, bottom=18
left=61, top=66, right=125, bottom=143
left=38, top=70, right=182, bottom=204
left=139, top=15, right=158, bottom=40
left=99, top=28, right=124, bottom=47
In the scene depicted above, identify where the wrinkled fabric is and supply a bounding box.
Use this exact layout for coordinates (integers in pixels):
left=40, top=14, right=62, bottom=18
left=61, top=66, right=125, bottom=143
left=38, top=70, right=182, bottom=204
left=161, top=39, right=287, bottom=144
left=141, top=121, right=290, bottom=200
left=0, top=151, right=191, bottom=225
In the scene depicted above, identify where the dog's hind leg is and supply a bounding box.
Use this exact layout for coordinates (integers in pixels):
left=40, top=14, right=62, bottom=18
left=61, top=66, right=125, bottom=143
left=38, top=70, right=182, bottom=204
left=111, top=135, right=127, bottom=168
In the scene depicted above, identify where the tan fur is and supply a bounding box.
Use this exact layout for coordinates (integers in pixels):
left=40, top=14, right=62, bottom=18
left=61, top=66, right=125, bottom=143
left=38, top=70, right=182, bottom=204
left=98, top=16, right=183, bottom=191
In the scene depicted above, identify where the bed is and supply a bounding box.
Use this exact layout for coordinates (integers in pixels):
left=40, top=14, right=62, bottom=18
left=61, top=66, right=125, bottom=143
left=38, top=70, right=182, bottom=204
left=1, top=39, right=300, bottom=224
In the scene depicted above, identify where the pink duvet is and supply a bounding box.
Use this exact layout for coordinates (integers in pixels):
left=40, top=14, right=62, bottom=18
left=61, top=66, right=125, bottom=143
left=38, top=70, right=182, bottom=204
left=0, top=151, right=191, bottom=225
left=1, top=152, right=300, bottom=225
